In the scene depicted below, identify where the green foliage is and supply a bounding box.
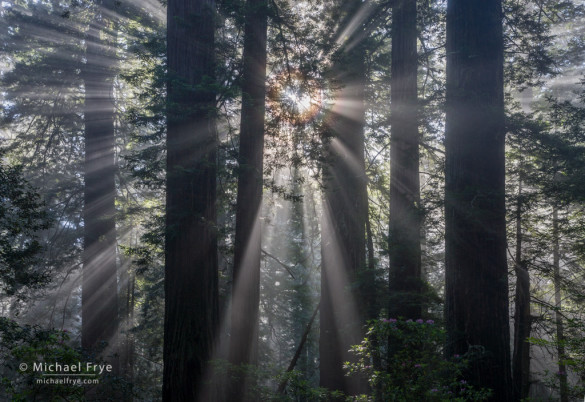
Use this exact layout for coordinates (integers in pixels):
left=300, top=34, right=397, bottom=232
left=208, top=359, right=348, bottom=401
left=1, top=0, right=86, bottom=304
left=277, top=369, right=339, bottom=401
left=0, top=156, right=51, bottom=299
left=347, top=319, right=492, bottom=401
left=0, top=317, right=83, bottom=401
left=0, top=317, right=135, bottom=400
left=528, top=315, right=585, bottom=399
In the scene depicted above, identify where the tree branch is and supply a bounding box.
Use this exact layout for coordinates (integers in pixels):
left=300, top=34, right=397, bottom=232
left=261, top=248, right=296, bottom=279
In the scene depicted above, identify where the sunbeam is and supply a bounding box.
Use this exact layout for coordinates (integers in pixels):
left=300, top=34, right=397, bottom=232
left=196, top=202, right=263, bottom=400
left=335, top=1, right=375, bottom=49
left=329, top=137, right=367, bottom=179
left=320, top=200, right=366, bottom=393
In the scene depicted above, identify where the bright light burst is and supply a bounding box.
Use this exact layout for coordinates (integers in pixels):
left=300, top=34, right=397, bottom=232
left=267, top=70, right=322, bottom=125
left=283, top=88, right=314, bottom=114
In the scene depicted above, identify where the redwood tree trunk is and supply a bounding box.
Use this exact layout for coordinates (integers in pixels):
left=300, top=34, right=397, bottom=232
left=388, top=0, right=422, bottom=320
left=513, top=178, right=531, bottom=400
left=444, top=0, right=512, bottom=399
left=163, top=0, right=219, bottom=399
left=82, top=0, right=119, bottom=370
left=320, top=5, right=368, bottom=393
left=119, top=259, right=135, bottom=382
left=553, top=207, right=568, bottom=402
left=228, top=0, right=268, bottom=399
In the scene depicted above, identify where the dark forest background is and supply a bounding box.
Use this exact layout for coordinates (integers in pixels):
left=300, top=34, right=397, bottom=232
left=2, top=0, right=585, bottom=400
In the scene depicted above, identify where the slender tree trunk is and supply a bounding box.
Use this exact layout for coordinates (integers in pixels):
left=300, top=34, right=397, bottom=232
left=277, top=302, right=320, bottom=394
left=388, top=0, right=421, bottom=320
left=163, top=0, right=219, bottom=399
left=553, top=207, right=569, bottom=402
left=127, top=270, right=135, bottom=379
left=289, top=168, right=316, bottom=386
left=320, top=5, right=368, bottom=393
left=365, top=203, right=377, bottom=320
left=444, top=0, right=512, bottom=399
left=82, top=0, right=119, bottom=371
left=512, top=178, right=531, bottom=400
left=119, top=255, right=135, bottom=386
left=228, top=0, right=268, bottom=399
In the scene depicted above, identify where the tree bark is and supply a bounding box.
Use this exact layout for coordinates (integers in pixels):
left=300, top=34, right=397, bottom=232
left=82, top=0, right=119, bottom=371
left=388, top=0, right=422, bottom=320
left=163, top=0, right=219, bottom=399
left=119, top=257, right=135, bottom=385
left=444, top=0, right=512, bottom=399
left=512, top=178, right=531, bottom=400
left=553, top=207, right=568, bottom=402
left=320, top=2, right=368, bottom=393
left=365, top=202, right=377, bottom=321
left=228, top=0, right=268, bottom=399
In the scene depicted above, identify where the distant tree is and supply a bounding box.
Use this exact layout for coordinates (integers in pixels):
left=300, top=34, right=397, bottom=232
left=506, top=91, right=585, bottom=398
left=511, top=172, right=531, bottom=401
left=553, top=206, right=569, bottom=402
left=81, top=0, right=119, bottom=368
left=444, top=0, right=513, bottom=399
left=163, top=0, right=219, bottom=400
left=388, top=0, right=422, bottom=320
left=228, top=0, right=268, bottom=398
left=0, top=157, right=50, bottom=299
left=0, top=0, right=86, bottom=315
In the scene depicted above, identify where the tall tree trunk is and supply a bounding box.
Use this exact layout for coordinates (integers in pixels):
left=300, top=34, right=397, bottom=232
left=512, top=177, right=531, bottom=400
left=119, top=255, right=135, bottom=385
left=444, top=0, right=512, bottom=400
left=553, top=207, right=569, bottom=402
left=365, top=202, right=377, bottom=321
left=163, top=0, right=219, bottom=399
left=388, top=0, right=421, bottom=320
left=228, top=0, right=268, bottom=399
left=320, top=3, right=368, bottom=393
left=82, top=0, right=119, bottom=371
left=289, top=168, right=317, bottom=386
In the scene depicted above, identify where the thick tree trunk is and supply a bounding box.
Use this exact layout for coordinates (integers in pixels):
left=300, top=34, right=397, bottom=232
left=513, top=178, right=531, bottom=400
left=388, top=0, right=421, bottom=320
left=320, top=11, right=368, bottom=394
left=163, top=0, right=219, bottom=400
left=444, top=0, right=512, bottom=400
left=82, top=0, right=119, bottom=371
left=553, top=207, right=569, bottom=402
left=228, top=0, right=268, bottom=399
left=319, top=251, right=347, bottom=393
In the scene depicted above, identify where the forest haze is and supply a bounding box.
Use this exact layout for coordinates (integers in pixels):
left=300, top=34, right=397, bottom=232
left=2, top=0, right=585, bottom=401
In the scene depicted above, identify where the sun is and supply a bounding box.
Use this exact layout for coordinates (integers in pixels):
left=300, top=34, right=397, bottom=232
left=267, top=69, right=322, bottom=125
left=283, top=88, right=313, bottom=114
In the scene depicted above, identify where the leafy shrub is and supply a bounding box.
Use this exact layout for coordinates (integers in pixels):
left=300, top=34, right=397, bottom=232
left=1, top=317, right=135, bottom=400
left=346, top=318, right=492, bottom=401
left=0, top=317, right=84, bottom=401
